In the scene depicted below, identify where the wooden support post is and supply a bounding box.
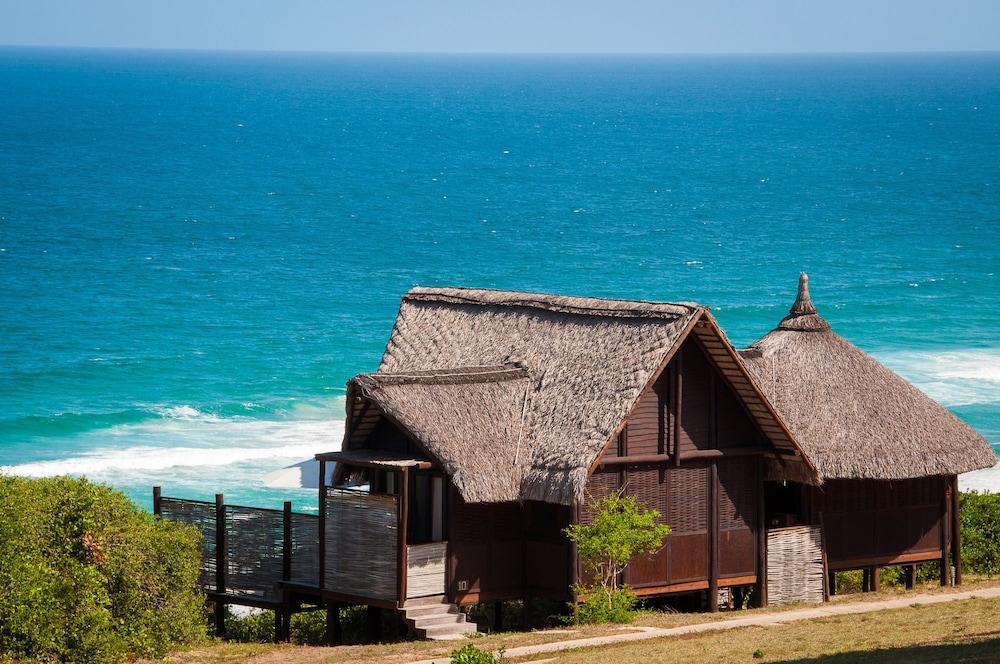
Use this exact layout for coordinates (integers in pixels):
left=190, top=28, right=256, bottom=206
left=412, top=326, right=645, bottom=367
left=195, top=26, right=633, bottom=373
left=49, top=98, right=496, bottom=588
left=828, top=571, right=837, bottom=596
left=708, top=461, right=719, bottom=612
left=318, top=459, right=326, bottom=589
left=940, top=477, right=951, bottom=587
left=494, top=601, right=504, bottom=632
left=904, top=565, right=915, bottom=590
left=325, top=603, right=342, bottom=645
left=756, top=458, right=767, bottom=607
left=366, top=605, right=382, bottom=643
left=397, top=469, right=409, bottom=606
left=673, top=351, right=683, bottom=466
left=215, top=493, right=226, bottom=637
left=273, top=610, right=283, bottom=644
left=152, top=486, right=161, bottom=516
left=861, top=568, right=869, bottom=592
left=870, top=566, right=881, bottom=593
left=282, top=501, right=292, bottom=582
left=951, top=475, right=962, bottom=586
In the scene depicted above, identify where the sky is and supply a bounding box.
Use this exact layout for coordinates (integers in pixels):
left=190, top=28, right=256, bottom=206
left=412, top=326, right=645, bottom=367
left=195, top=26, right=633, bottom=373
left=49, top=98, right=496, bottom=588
left=1, top=0, right=999, bottom=55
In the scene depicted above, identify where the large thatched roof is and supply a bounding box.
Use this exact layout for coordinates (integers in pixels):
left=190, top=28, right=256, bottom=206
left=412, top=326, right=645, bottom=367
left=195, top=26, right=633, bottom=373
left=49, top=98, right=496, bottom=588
left=739, top=274, right=997, bottom=480
left=350, top=287, right=809, bottom=505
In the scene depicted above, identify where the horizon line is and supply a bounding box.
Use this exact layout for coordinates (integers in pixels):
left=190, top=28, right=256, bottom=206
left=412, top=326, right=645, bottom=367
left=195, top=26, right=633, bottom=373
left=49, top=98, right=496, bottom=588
left=2, top=43, right=1000, bottom=58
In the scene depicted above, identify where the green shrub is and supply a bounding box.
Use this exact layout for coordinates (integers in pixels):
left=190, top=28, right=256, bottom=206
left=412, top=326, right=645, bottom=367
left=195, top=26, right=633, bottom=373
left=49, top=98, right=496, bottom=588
left=960, top=491, right=1000, bottom=577
left=450, top=642, right=504, bottom=663
left=0, top=476, right=206, bottom=662
left=571, top=586, right=637, bottom=624
left=564, top=491, right=669, bottom=624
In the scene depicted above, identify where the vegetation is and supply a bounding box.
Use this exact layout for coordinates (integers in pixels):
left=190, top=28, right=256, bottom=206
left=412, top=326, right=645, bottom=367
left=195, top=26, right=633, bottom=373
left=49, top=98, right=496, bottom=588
left=564, top=490, right=670, bottom=623
left=160, top=594, right=1000, bottom=663
left=0, top=476, right=206, bottom=663
left=449, top=642, right=505, bottom=663
left=960, top=490, right=1000, bottom=577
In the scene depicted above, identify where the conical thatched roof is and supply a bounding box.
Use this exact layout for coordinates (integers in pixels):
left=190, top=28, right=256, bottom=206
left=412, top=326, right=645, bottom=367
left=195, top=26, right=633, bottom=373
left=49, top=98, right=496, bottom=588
left=739, top=274, right=997, bottom=480
left=356, top=287, right=809, bottom=505
left=349, top=366, right=532, bottom=503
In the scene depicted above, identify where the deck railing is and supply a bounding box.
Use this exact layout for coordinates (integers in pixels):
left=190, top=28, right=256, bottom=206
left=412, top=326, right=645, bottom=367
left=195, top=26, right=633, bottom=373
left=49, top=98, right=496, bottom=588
left=154, top=488, right=319, bottom=603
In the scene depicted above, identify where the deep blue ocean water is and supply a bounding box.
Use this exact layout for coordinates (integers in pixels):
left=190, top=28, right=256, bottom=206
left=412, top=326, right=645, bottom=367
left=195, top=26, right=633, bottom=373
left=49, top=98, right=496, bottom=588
left=1, top=48, right=997, bottom=510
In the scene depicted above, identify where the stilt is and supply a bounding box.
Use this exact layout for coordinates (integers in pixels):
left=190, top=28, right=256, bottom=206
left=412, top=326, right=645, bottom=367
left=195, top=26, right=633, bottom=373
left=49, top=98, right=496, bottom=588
left=215, top=601, right=226, bottom=638
left=493, top=601, right=504, bottom=632
left=366, top=605, right=382, bottom=643
left=273, top=610, right=283, bottom=644
left=521, top=597, right=533, bottom=630
left=862, top=568, right=871, bottom=592
left=904, top=565, right=915, bottom=590
left=870, top=566, right=881, bottom=592
left=828, top=571, right=837, bottom=596
left=325, top=603, right=341, bottom=645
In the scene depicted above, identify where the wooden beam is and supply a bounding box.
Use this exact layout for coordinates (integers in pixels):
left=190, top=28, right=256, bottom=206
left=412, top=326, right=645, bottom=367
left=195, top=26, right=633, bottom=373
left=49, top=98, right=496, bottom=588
left=940, top=476, right=951, bottom=587
left=318, top=459, right=327, bottom=589
left=951, top=475, right=962, bottom=586
left=757, top=458, right=768, bottom=607
left=282, top=501, right=292, bottom=583
left=215, top=493, right=226, bottom=637
left=708, top=462, right=719, bottom=612
left=674, top=348, right=683, bottom=466
left=397, top=468, right=410, bottom=606
left=152, top=486, right=161, bottom=516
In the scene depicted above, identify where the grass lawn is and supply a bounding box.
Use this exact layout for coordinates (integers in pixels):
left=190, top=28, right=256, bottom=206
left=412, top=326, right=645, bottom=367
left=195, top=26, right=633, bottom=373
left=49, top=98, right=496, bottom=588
left=158, top=582, right=1000, bottom=664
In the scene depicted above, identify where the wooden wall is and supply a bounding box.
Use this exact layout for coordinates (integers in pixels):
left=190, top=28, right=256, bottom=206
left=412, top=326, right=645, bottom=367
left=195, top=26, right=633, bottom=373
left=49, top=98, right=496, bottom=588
left=583, top=335, right=768, bottom=598
left=448, top=490, right=572, bottom=605
left=808, top=477, right=947, bottom=569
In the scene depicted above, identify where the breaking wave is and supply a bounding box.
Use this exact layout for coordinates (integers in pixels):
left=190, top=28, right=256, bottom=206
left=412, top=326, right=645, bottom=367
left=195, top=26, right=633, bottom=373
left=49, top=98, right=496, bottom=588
left=872, top=347, right=1000, bottom=408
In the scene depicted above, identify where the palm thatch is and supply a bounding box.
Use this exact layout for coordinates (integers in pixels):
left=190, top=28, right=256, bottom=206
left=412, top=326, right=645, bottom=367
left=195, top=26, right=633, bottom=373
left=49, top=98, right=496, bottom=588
left=359, top=287, right=808, bottom=505
left=349, top=366, right=532, bottom=502
left=740, top=273, right=997, bottom=480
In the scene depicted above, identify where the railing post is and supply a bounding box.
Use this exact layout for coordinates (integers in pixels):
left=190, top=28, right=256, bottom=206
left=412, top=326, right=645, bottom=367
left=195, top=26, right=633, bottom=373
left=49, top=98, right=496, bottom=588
left=283, top=501, right=292, bottom=582
left=152, top=486, right=161, bottom=517
left=215, top=493, right=227, bottom=637
left=318, top=459, right=326, bottom=590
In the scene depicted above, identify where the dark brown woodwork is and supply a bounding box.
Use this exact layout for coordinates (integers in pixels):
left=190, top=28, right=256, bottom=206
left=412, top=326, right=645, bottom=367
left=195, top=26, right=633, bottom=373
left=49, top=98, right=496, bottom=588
left=152, top=485, right=161, bottom=516
left=397, top=469, right=409, bottom=605
left=325, top=603, right=342, bottom=645
left=904, top=565, right=915, bottom=589
left=282, top=501, right=292, bottom=583
left=757, top=459, right=767, bottom=607
left=940, top=476, right=951, bottom=587
left=951, top=475, right=962, bottom=585
left=318, top=459, right=327, bottom=589
left=214, top=493, right=226, bottom=637
left=708, top=462, right=719, bottom=612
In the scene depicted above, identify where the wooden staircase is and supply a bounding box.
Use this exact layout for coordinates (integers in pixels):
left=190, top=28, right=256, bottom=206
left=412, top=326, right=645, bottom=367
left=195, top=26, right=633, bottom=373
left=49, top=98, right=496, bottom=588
left=400, top=595, right=478, bottom=640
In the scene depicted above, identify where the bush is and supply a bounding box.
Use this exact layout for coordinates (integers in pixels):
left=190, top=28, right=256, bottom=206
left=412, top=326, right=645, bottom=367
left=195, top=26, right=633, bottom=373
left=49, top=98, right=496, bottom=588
left=450, top=642, right=504, bottom=663
left=960, top=491, right=1000, bottom=577
left=564, top=490, right=669, bottom=624
left=0, top=476, right=206, bottom=662
left=571, top=586, right=637, bottom=624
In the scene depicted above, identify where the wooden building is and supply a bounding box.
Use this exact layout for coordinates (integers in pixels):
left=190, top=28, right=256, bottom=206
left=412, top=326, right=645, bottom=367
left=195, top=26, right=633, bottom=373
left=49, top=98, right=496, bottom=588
left=314, top=277, right=994, bottom=636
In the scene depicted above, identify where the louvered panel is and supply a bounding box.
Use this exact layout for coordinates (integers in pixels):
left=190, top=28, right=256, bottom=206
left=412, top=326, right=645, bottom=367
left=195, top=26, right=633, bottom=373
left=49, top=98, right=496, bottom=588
left=582, top=470, right=620, bottom=524
left=717, top=459, right=757, bottom=531
left=668, top=463, right=708, bottom=533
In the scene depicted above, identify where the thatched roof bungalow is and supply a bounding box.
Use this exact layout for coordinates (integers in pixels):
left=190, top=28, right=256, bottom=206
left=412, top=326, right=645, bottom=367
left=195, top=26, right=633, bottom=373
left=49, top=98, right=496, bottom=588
left=308, top=279, right=995, bottom=631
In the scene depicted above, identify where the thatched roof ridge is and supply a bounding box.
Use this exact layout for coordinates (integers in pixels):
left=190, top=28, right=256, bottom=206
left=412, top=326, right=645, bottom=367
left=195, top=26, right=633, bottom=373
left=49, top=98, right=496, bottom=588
left=741, top=274, right=997, bottom=480
left=405, top=286, right=700, bottom=319
left=348, top=365, right=532, bottom=503
left=377, top=287, right=705, bottom=504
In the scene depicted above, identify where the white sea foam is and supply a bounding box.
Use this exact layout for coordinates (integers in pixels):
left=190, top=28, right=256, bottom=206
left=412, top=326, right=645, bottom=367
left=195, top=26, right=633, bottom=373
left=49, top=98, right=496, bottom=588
left=0, top=402, right=345, bottom=492
left=872, top=348, right=1000, bottom=407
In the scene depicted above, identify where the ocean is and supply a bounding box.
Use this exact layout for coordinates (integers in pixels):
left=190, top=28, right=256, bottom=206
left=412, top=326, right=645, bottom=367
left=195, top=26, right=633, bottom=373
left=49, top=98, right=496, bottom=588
left=1, top=48, right=997, bottom=511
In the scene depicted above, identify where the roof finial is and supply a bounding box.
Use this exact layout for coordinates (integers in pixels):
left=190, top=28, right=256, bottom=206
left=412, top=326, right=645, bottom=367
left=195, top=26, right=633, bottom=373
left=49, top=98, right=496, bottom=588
left=790, top=272, right=817, bottom=316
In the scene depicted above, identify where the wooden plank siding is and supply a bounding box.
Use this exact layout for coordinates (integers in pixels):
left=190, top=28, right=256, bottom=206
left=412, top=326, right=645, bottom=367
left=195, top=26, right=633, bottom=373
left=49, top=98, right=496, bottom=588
left=807, top=478, right=948, bottom=570
left=584, top=335, right=768, bottom=598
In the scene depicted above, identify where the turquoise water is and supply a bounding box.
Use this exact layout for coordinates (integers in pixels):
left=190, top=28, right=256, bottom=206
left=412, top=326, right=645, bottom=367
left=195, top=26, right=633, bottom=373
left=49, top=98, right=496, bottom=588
left=1, top=48, right=997, bottom=510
